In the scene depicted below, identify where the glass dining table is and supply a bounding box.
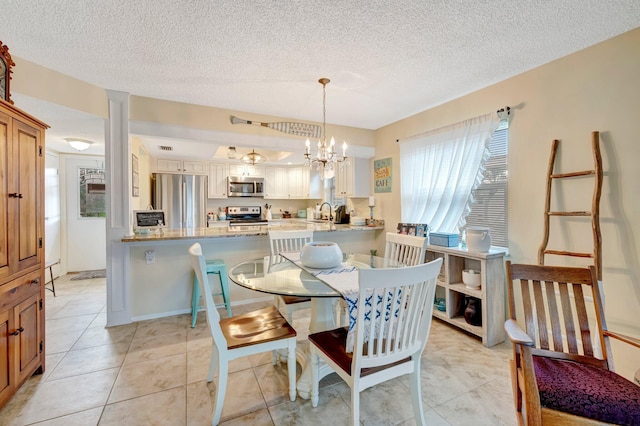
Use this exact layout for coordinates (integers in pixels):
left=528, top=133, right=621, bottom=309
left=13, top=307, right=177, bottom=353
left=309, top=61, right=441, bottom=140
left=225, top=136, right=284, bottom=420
left=228, top=252, right=405, bottom=399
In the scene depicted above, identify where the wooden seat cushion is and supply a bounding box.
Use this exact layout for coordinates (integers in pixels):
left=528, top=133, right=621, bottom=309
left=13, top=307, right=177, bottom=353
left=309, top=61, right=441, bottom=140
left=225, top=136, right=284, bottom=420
left=309, top=327, right=409, bottom=377
left=220, top=306, right=296, bottom=349
left=533, top=356, right=640, bottom=425
left=281, top=295, right=311, bottom=305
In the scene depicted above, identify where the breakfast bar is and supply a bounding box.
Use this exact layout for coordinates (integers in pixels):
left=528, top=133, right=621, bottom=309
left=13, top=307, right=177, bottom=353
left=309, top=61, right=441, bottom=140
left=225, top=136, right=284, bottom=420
left=121, top=220, right=384, bottom=322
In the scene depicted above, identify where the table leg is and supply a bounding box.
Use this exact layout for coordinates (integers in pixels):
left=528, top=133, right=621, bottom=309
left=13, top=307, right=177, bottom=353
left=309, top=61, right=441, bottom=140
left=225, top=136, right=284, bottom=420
left=296, top=297, right=338, bottom=399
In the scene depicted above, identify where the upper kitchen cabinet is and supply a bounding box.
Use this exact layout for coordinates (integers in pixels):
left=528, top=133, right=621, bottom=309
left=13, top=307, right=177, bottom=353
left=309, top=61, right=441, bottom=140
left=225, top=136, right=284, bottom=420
left=157, top=159, right=207, bottom=175
left=229, top=163, right=264, bottom=177
left=335, top=157, right=370, bottom=198
left=264, top=165, right=321, bottom=200
left=208, top=162, right=228, bottom=199
left=264, top=166, right=288, bottom=199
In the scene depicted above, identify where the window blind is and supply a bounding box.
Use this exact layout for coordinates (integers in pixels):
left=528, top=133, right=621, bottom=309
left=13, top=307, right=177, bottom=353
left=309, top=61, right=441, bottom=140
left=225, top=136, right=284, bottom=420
left=465, top=123, right=509, bottom=247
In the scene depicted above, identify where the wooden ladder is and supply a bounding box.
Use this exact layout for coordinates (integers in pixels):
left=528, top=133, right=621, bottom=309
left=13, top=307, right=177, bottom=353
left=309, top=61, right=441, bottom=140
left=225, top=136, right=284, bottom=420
left=538, top=131, right=603, bottom=280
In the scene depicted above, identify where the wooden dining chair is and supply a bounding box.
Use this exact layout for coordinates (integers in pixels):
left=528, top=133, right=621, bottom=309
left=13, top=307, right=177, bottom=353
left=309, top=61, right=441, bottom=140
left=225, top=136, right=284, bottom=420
left=505, top=262, right=640, bottom=425
left=384, top=232, right=429, bottom=266
left=268, top=229, right=314, bottom=322
left=188, top=243, right=297, bottom=425
left=309, top=257, right=443, bottom=425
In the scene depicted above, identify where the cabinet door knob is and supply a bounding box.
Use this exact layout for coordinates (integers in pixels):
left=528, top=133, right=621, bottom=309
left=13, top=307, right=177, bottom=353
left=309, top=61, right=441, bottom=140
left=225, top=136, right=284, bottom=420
left=8, top=193, right=18, bottom=198
left=9, top=327, right=23, bottom=336
left=30, top=279, right=40, bottom=285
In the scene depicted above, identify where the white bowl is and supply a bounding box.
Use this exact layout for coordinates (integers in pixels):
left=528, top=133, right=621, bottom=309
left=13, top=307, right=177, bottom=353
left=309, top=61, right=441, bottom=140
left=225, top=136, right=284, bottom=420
left=462, top=269, right=481, bottom=289
left=300, top=242, right=343, bottom=269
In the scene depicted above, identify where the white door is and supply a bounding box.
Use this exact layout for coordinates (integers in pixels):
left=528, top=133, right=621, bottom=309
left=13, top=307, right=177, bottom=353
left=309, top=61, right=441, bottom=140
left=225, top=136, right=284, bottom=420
left=65, top=156, right=107, bottom=272
left=45, top=152, right=61, bottom=278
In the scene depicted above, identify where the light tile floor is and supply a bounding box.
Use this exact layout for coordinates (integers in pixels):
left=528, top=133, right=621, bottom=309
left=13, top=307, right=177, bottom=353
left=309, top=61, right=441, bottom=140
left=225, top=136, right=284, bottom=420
left=0, top=274, right=517, bottom=425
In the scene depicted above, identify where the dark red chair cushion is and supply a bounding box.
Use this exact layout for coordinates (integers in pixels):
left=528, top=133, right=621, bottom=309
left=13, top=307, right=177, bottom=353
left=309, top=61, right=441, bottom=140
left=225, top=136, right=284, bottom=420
left=533, top=356, right=640, bottom=425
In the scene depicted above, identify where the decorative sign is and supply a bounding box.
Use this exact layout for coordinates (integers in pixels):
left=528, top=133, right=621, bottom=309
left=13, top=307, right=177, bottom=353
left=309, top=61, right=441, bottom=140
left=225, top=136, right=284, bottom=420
left=374, top=157, right=392, bottom=193
left=134, top=210, right=165, bottom=227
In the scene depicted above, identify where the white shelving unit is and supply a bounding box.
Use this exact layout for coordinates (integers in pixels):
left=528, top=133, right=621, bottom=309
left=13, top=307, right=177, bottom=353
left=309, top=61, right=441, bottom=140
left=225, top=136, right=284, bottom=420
left=426, top=244, right=507, bottom=347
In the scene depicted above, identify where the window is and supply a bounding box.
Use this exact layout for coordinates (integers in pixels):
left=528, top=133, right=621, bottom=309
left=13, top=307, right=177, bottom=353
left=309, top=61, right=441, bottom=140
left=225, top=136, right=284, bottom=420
left=464, top=122, right=508, bottom=247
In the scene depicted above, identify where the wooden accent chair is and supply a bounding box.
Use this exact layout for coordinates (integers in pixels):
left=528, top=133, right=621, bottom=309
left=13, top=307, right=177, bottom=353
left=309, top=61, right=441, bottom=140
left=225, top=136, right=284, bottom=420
left=505, top=262, right=640, bottom=425
left=384, top=232, right=429, bottom=266
left=309, top=257, right=443, bottom=425
left=268, top=229, right=314, bottom=322
left=188, top=243, right=297, bottom=425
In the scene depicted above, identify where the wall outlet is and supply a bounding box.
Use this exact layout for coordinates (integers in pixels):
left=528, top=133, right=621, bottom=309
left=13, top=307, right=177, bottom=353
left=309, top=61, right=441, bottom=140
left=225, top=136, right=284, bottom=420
left=145, top=250, right=155, bottom=264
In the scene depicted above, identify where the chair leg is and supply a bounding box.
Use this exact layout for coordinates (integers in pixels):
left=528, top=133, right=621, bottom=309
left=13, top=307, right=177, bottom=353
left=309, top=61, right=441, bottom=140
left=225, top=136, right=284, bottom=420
left=49, top=265, right=56, bottom=297
left=410, top=358, right=426, bottom=425
left=287, top=340, right=296, bottom=401
left=191, top=274, right=200, bottom=328
left=208, top=346, right=219, bottom=383
left=351, top=385, right=360, bottom=426
left=310, top=350, right=319, bottom=407
left=212, top=360, right=228, bottom=426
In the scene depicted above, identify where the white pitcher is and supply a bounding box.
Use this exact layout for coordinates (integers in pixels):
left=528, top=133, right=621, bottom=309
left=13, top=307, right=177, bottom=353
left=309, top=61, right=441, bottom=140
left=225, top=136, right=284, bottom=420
left=466, top=226, right=491, bottom=252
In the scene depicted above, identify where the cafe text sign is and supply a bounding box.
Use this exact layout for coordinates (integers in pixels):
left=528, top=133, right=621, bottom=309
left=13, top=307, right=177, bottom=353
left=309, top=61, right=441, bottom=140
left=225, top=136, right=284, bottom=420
left=374, top=157, right=392, bottom=193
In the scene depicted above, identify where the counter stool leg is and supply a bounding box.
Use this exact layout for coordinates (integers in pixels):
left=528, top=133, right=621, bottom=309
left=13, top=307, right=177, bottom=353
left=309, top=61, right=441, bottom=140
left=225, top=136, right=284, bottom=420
left=218, top=270, right=232, bottom=317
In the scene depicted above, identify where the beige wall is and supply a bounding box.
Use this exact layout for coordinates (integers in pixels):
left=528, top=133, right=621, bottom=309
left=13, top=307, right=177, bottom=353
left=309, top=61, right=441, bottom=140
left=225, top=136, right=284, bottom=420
left=374, top=28, right=640, bottom=379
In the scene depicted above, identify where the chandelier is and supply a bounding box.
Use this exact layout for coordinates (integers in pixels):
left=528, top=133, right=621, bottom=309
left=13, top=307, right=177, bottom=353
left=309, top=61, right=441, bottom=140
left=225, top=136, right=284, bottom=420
left=304, top=78, right=348, bottom=180
left=241, top=149, right=265, bottom=165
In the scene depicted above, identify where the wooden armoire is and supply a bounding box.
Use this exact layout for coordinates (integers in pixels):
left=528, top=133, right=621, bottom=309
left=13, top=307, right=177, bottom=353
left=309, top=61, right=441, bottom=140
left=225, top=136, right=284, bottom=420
left=0, top=98, right=48, bottom=408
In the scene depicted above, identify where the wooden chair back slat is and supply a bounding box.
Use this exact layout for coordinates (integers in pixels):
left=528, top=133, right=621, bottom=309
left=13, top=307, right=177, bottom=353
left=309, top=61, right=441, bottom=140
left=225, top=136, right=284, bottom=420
left=572, top=283, right=594, bottom=357
left=532, top=281, right=549, bottom=349
left=543, top=280, right=564, bottom=351
left=557, top=282, right=578, bottom=354
left=520, top=279, right=536, bottom=339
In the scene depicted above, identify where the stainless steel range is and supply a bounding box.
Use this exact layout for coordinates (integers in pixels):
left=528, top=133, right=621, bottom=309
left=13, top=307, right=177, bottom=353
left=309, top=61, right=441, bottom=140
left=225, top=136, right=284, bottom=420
left=227, top=206, right=268, bottom=226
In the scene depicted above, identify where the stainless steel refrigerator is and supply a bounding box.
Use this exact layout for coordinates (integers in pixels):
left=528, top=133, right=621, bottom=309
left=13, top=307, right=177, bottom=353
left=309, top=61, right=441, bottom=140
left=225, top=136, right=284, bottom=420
left=151, top=173, right=208, bottom=228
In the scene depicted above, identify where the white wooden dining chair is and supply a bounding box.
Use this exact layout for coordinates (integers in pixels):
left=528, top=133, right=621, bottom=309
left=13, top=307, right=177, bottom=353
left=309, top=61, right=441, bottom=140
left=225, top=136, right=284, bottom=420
left=268, top=229, right=314, bottom=322
left=384, top=232, right=429, bottom=266
left=309, top=257, right=443, bottom=426
left=188, top=243, right=297, bottom=425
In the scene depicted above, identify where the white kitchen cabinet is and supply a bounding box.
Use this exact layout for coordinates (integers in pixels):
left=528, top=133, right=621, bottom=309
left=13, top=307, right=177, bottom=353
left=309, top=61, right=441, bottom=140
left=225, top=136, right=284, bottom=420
left=264, top=166, right=288, bottom=199
left=426, top=245, right=506, bottom=347
left=208, top=162, right=228, bottom=198
left=157, top=159, right=208, bottom=174
left=335, top=157, right=370, bottom=198
left=229, top=163, right=264, bottom=177
left=288, top=166, right=305, bottom=199
left=264, top=166, right=318, bottom=199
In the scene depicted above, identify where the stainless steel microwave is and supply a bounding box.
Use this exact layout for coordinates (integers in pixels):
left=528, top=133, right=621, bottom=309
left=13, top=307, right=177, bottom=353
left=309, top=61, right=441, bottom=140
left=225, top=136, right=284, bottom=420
left=227, top=176, right=264, bottom=197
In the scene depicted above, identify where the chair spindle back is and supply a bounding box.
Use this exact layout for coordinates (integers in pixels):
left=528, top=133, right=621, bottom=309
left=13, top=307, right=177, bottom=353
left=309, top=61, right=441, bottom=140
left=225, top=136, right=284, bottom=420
left=384, top=232, right=428, bottom=266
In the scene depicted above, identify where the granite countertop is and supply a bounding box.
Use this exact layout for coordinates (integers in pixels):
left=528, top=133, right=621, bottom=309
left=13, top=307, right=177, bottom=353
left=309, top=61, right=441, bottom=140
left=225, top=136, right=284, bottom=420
left=122, top=219, right=385, bottom=242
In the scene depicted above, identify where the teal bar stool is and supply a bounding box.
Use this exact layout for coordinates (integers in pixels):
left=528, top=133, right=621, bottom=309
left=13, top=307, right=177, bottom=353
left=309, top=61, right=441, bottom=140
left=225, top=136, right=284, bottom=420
left=192, top=259, right=232, bottom=327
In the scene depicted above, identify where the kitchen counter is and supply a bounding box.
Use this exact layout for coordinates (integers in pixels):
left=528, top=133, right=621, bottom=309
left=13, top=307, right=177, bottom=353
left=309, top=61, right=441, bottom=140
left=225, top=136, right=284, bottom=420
left=122, top=219, right=385, bottom=242
left=121, top=218, right=385, bottom=323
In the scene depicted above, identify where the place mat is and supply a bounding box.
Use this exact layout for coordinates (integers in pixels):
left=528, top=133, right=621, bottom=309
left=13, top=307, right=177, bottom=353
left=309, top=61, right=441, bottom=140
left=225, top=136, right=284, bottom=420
left=70, top=269, right=106, bottom=280
left=279, top=252, right=359, bottom=296
left=280, top=251, right=398, bottom=352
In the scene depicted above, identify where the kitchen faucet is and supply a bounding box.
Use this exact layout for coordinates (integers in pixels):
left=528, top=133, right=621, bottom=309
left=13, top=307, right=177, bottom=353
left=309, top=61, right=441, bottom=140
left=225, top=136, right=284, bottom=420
left=318, top=202, right=333, bottom=221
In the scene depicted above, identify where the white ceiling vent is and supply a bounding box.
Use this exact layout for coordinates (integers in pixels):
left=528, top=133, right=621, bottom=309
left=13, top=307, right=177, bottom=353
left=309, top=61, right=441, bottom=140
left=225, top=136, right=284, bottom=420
left=159, top=146, right=173, bottom=151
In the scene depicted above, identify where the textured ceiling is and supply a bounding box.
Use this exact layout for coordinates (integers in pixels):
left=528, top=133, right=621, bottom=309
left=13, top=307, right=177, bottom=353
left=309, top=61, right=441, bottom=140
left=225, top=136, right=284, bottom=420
left=3, top=1, right=640, bottom=156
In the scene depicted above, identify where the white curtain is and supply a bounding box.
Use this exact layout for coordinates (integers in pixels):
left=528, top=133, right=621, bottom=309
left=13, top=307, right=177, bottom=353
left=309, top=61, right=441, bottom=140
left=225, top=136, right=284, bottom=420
left=399, top=113, right=498, bottom=234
